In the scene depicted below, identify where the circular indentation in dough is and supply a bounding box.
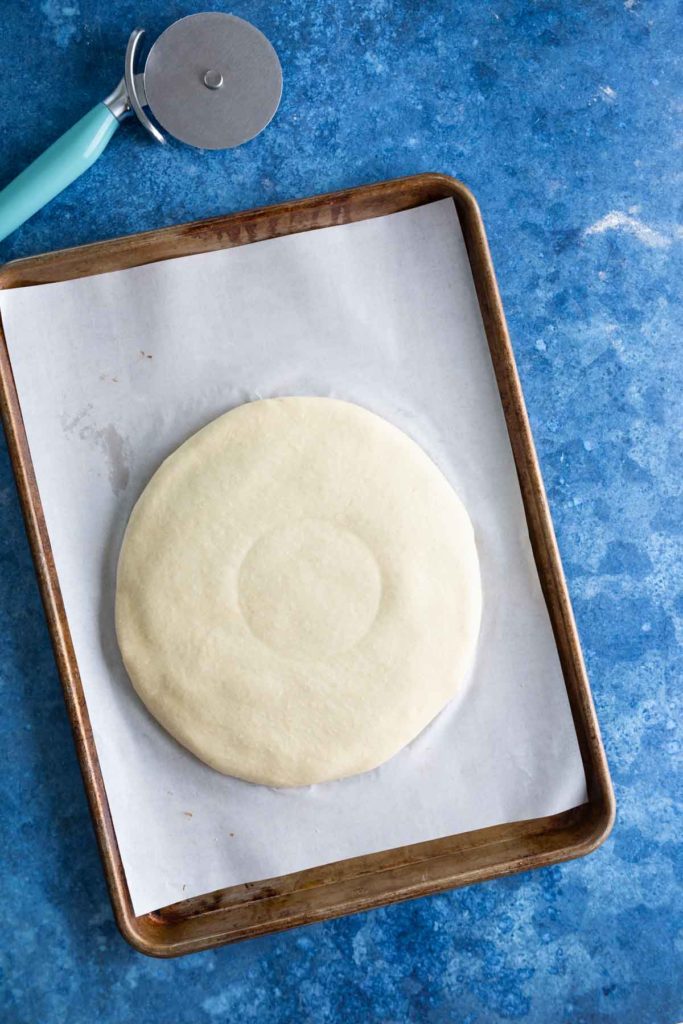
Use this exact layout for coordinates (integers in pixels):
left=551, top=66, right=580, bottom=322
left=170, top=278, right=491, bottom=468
left=115, top=397, right=482, bottom=787
left=238, top=519, right=382, bottom=659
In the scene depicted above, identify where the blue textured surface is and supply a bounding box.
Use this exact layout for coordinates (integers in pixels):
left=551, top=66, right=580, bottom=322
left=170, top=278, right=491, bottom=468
left=1, top=1, right=681, bottom=1021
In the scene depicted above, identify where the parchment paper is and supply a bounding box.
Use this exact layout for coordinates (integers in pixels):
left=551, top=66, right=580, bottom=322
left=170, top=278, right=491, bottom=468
left=0, top=199, right=586, bottom=915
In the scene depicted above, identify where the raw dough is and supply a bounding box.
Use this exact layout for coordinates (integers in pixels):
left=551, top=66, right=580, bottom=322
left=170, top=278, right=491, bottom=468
left=115, top=397, right=482, bottom=787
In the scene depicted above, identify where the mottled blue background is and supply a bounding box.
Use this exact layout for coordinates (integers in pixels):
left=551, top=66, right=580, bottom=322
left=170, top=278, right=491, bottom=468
left=1, top=1, right=681, bottom=1021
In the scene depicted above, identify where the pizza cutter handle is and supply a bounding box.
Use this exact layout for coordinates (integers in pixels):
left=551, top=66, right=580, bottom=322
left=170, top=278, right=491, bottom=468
left=0, top=103, right=120, bottom=243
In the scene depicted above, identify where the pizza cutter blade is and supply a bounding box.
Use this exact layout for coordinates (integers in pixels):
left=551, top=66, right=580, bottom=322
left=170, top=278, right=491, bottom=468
left=143, top=13, right=282, bottom=150
left=0, top=12, right=283, bottom=243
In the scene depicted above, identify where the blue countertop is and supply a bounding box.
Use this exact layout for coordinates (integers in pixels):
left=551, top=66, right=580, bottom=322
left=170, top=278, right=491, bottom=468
left=1, top=2, right=681, bottom=1021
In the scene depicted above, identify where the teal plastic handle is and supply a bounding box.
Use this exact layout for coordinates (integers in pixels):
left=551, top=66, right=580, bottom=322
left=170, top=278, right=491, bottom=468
left=0, top=103, right=119, bottom=243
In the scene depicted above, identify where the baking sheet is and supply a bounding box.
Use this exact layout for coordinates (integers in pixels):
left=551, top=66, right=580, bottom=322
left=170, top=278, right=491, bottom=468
left=0, top=199, right=586, bottom=916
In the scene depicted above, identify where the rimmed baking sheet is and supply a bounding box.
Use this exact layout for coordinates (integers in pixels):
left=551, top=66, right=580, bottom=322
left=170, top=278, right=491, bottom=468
left=0, top=195, right=587, bottom=916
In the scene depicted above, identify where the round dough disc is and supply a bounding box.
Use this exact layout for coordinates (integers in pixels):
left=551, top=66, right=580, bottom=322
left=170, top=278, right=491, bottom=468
left=115, top=398, right=482, bottom=787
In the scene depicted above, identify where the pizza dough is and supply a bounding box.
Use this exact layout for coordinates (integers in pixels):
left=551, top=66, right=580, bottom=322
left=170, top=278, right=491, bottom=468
left=115, top=397, right=482, bottom=787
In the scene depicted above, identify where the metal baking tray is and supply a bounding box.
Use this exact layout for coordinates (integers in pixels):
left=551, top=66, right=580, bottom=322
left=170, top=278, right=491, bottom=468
left=0, top=174, right=614, bottom=956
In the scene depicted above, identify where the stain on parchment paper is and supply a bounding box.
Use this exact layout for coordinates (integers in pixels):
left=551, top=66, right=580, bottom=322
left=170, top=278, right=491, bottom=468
left=61, top=408, right=131, bottom=495
left=94, top=425, right=131, bottom=495
left=61, top=404, right=93, bottom=434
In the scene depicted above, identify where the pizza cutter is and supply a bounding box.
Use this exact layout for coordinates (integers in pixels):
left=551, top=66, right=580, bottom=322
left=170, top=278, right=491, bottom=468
left=0, top=12, right=282, bottom=243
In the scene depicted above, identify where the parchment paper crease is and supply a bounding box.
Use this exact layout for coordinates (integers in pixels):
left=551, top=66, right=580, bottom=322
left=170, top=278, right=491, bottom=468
left=0, top=199, right=586, bottom=915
